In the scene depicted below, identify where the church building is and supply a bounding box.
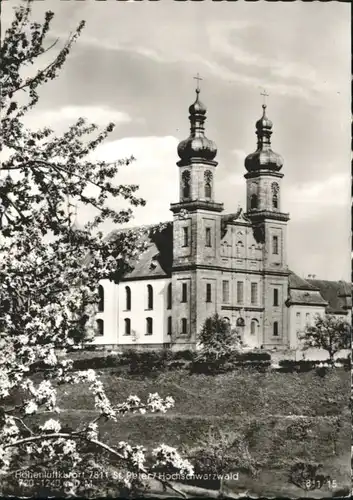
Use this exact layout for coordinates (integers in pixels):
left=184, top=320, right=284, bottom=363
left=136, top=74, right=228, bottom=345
left=94, top=88, right=351, bottom=352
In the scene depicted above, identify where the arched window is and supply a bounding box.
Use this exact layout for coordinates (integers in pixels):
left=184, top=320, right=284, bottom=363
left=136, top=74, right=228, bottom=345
left=167, top=283, right=172, bottom=310
left=273, top=321, right=279, bottom=336
left=250, top=319, right=258, bottom=335
left=98, top=285, right=104, bottom=312
left=250, top=194, right=258, bottom=209
left=272, top=182, right=279, bottom=209
left=167, top=316, right=172, bottom=335
left=146, top=317, right=153, bottom=335
left=182, top=170, right=191, bottom=199
left=223, top=317, right=230, bottom=323
left=96, top=319, right=104, bottom=336
left=204, top=170, right=212, bottom=199
left=181, top=318, right=188, bottom=334
left=124, top=318, right=131, bottom=335
left=125, top=286, right=131, bottom=311
left=147, top=284, right=153, bottom=310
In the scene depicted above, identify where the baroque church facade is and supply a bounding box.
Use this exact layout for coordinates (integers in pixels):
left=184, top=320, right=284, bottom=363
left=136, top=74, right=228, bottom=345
left=94, top=89, right=351, bottom=352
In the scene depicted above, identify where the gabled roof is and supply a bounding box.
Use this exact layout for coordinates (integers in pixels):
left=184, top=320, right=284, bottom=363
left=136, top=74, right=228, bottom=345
left=306, top=279, right=352, bottom=314
left=288, top=271, right=320, bottom=291
left=107, top=222, right=173, bottom=281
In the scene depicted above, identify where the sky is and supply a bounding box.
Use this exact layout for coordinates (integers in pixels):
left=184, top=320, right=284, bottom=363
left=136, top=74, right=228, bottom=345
left=3, top=0, right=351, bottom=280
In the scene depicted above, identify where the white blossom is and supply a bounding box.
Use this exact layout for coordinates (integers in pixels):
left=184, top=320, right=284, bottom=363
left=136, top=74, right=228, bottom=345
left=40, top=419, right=61, bottom=433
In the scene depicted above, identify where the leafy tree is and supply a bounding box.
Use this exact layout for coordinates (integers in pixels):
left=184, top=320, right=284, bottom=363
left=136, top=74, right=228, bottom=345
left=0, top=1, right=192, bottom=497
left=197, top=314, right=240, bottom=363
left=299, top=315, right=351, bottom=365
left=184, top=427, right=258, bottom=496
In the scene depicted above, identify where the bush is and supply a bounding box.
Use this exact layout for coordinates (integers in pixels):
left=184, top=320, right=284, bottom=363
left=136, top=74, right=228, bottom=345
left=278, top=360, right=316, bottom=373
left=235, top=351, right=271, bottom=362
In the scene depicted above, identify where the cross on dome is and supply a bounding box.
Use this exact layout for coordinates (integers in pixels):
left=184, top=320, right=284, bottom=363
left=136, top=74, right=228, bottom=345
left=193, top=73, right=203, bottom=93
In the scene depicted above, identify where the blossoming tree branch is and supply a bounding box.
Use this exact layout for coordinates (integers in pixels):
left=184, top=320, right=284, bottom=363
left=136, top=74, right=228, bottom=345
left=0, top=1, right=193, bottom=496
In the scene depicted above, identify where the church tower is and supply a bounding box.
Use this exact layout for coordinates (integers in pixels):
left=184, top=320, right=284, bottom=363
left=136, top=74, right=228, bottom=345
left=170, top=84, right=223, bottom=345
left=244, top=103, right=290, bottom=348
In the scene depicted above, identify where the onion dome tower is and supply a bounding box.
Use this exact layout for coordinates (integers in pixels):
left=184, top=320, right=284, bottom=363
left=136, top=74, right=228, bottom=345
left=245, top=104, right=283, bottom=173
left=244, top=102, right=288, bottom=218
left=171, top=78, right=223, bottom=211
left=177, top=88, right=218, bottom=164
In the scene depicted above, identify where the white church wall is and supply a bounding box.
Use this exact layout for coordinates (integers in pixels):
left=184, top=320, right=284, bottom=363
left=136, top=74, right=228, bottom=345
left=118, top=278, right=171, bottom=346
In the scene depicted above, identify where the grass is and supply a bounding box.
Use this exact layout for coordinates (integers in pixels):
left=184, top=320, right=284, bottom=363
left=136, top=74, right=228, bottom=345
left=32, top=367, right=349, bottom=497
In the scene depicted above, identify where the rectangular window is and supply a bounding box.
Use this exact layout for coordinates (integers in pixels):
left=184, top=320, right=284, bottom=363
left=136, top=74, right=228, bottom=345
left=181, top=283, right=187, bottom=303
left=306, top=313, right=310, bottom=322
left=167, top=316, right=172, bottom=335
left=250, top=282, right=258, bottom=305
left=205, top=228, right=212, bottom=247
left=273, top=321, right=279, bottom=336
left=272, top=235, right=279, bottom=255
left=182, top=227, right=189, bottom=247
left=206, top=283, right=212, bottom=302
left=273, top=288, right=279, bottom=307
left=296, top=312, right=301, bottom=321
left=222, top=280, right=230, bottom=303
left=181, top=318, right=188, bottom=334
left=237, top=281, right=244, bottom=304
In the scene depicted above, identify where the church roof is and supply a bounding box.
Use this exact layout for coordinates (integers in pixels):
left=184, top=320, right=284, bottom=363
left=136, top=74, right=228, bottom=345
left=306, top=279, right=352, bottom=315
left=107, top=222, right=173, bottom=281
left=288, top=271, right=319, bottom=291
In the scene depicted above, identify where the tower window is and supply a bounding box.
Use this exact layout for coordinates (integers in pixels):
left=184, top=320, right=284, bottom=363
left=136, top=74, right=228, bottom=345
left=204, top=170, right=212, bottom=199
left=167, top=283, right=172, bottom=310
left=206, top=283, right=212, bottom=302
left=272, top=235, right=279, bottom=255
left=125, top=286, right=131, bottom=311
left=146, top=317, right=153, bottom=335
left=124, top=318, right=131, bottom=335
left=272, top=182, right=279, bottom=209
left=273, top=288, right=279, bottom=306
left=237, top=281, right=244, bottom=304
left=181, top=318, right=188, bottom=334
left=167, top=316, right=172, bottom=335
left=250, top=282, right=258, bottom=305
left=222, top=280, right=230, bottom=303
left=98, top=285, right=104, bottom=312
left=147, top=284, right=153, bottom=310
left=96, top=319, right=104, bottom=337
left=273, top=321, right=279, bottom=337
left=250, top=194, right=258, bottom=210
left=182, top=170, right=191, bottom=199
left=205, top=228, right=212, bottom=247
left=181, top=283, right=187, bottom=303
left=182, top=227, right=189, bottom=247
left=272, top=193, right=278, bottom=209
